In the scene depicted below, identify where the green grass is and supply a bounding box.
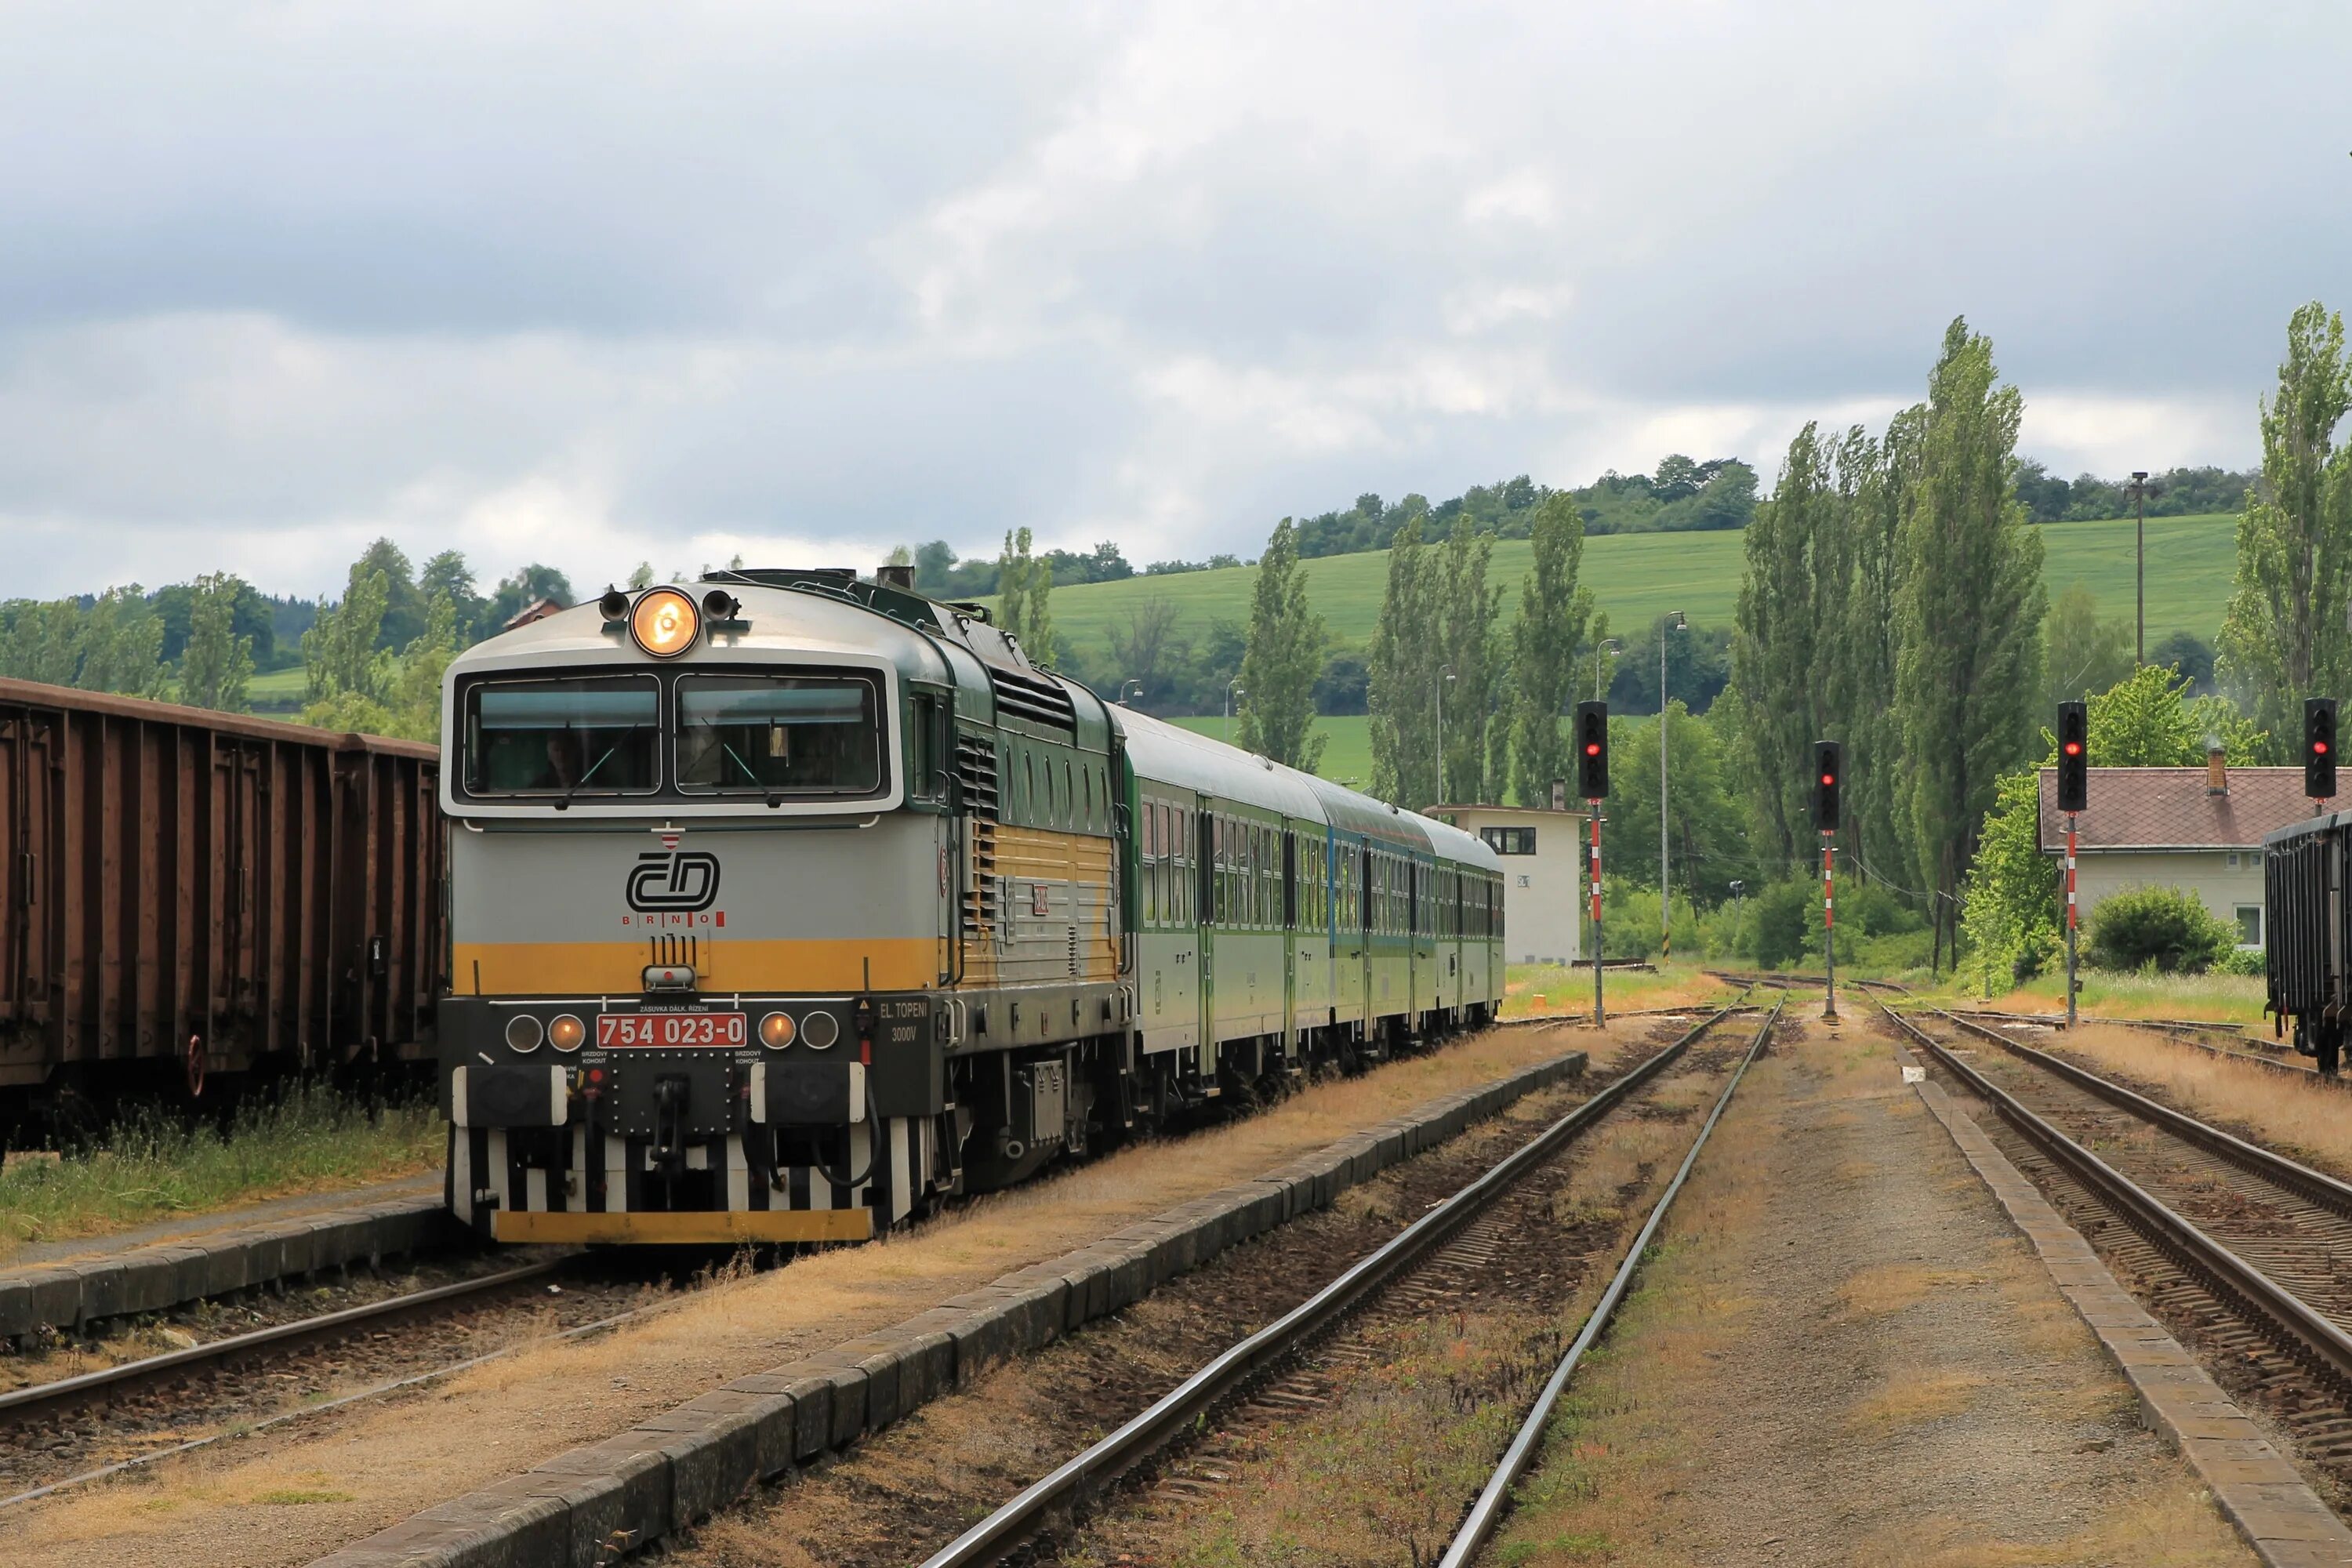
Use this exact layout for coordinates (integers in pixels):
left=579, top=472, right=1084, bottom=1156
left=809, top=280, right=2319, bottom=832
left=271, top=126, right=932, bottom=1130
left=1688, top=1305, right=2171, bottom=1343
left=1169, top=713, right=1374, bottom=787
left=1049, top=512, right=2238, bottom=657
left=1909, top=965, right=2267, bottom=1025
left=247, top=665, right=307, bottom=711
left=0, top=1083, right=443, bottom=1263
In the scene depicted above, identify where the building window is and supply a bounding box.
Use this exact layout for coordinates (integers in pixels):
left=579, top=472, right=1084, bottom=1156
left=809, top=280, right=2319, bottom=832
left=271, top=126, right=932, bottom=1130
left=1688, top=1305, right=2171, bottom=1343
left=2237, top=905, right=2263, bottom=947
left=1479, top=826, right=1537, bottom=855
left=2227, top=851, right=2241, bottom=869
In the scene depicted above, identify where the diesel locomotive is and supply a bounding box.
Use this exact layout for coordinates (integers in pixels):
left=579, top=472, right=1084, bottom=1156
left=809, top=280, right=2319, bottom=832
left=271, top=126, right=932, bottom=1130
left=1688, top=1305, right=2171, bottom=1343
left=437, top=567, right=1506, bottom=1243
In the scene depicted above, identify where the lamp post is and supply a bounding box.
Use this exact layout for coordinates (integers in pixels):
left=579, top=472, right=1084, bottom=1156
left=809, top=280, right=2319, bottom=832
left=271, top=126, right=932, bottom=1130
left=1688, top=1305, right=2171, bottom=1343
left=1119, top=680, right=1143, bottom=707
left=1225, top=681, right=1246, bottom=746
left=1660, top=612, right=1686, bottom=959
left=1436, top=663, right=1457, bottom=802
left=2126, top=470, right=2153, bottom=666
left=1730, top=879, right=1746, bottom=954
left=1593, top=637, right=1621, bottom=702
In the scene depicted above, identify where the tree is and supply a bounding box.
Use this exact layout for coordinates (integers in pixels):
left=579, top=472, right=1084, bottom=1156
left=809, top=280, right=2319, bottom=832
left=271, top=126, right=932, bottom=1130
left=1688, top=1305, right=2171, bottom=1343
left=1236, top=519, right=1327, bottom=771
left=1105, top=595, right=1189, bottom=710
left=2082, top=663, right=2266, bottom=766
left=1957, top=767, right=2059, bottom=995
left=1506, top=492, right=1595, bottom=806
left=1436, top=518, right=1501, bottom=802
left=0, top=600, right=84, bottom=686
left=1368, top=516, right=1439, bottom=806
left=2219, top=303, right=2352, bottom=742
left=488, top=564, right=575, bottom=630
left=75, top=587, right=168, bottom=697
left=1894, top=318, right=2047, bottom=975
left=1733, top=423, right=1839, bottom=868
left=354, top=539, right=426, bottom=651
left=1835, top=413, right=1925, bottom=898
left=2042, top=583, right=2134, bottom=710
left=304, top=564, right=393, bottom=708
left=418, top=551, right=487, bottom=643
left=180, top=572, right=254, bottom=712
left=626, top=562, right=656, bottom=590
left=1599, top=703, right=1748, bottom=908
left=994, top=528, right=1056, bottom=662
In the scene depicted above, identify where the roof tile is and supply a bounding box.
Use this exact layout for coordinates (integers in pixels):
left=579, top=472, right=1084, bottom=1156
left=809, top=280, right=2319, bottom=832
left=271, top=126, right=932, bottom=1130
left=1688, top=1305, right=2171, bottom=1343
left=2037, top=767, right=2319, bottom=851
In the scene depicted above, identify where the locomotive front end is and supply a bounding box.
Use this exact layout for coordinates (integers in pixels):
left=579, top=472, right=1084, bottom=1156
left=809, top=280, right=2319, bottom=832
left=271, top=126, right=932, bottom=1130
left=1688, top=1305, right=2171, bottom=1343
left=436, top=581, right=958, bottom=1243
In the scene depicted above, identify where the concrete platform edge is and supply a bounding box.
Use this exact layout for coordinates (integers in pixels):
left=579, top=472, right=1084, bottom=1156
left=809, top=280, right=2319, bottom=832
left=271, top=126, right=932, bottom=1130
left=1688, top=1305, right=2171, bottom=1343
left=303, top=1041, right=1592, bottom=1568
left=1898, top=1040, right=2352, bottom=1568
left=0, top=1196, right=459, bottom=1339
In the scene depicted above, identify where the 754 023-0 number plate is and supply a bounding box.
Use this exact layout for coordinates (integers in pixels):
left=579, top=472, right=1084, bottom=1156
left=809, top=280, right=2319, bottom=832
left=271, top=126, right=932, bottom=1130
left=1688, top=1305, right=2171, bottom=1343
left=597, top=1012, right=747, bottom=1048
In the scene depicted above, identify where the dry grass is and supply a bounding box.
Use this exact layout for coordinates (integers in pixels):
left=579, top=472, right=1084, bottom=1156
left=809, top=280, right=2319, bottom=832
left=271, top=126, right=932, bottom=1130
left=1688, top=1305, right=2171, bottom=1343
left=1833, top=1262, right=1981, bottom=1318
left=2045, top=1023, right=2352, bottom=1181
left=10, top=1017, right=1663, bottom=1568
left=1501, top=962, right=1740, bottom=1020
left=1847, top=1367, right=1986, bottom=1428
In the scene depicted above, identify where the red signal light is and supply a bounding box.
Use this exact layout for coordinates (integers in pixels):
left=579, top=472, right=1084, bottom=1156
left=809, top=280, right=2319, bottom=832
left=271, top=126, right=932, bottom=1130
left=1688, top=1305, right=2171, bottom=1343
left=1820, top=772, right=1834, bottom=786
left=2320, top=741, right=2332, bottom=755
left=1585, top=742, right=1600, bottom=755
left=2063, top=740, right=2081, bottom=756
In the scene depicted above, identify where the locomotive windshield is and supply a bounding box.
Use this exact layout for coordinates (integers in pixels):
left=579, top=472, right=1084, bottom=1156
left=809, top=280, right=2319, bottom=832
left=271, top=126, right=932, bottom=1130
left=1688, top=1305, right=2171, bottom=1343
left=675, top=673, right=884, bottom=797
left=463, top=676, right=660, bottom=796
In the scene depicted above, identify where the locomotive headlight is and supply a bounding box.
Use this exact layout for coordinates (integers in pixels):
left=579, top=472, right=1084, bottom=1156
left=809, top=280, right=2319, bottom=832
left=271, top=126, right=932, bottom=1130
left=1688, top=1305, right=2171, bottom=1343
left=630, top=587, right=699, bottom=659
left=801, top=1011, right=840, bottom=1050
left=760, top=1011, right=796, bottom=1049
left=548, top=1014, right=586, bottom=1052
left=505, top=1014, right=544, bottom=1053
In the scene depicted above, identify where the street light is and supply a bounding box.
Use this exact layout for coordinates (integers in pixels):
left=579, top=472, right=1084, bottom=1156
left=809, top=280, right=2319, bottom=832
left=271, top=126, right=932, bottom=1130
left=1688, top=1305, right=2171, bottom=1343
left=1119, top=680, right=1143, bottom=707
left=1730, top=879, right=1747, bottom=954
left=1436, top=663, right=1457, bottom=802
left=1593, top=638, right=1621, bottom=702
left=2125, top=470, right=2155, bottom=666
left=1225, top=680, right=1247, bottom=746
left=1660, top=611, right=1686, bottom=959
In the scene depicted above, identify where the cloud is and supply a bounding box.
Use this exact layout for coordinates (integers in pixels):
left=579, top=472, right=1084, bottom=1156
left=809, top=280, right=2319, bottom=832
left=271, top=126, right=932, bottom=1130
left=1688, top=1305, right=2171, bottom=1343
left=0, top=0, right=2344, bottom=601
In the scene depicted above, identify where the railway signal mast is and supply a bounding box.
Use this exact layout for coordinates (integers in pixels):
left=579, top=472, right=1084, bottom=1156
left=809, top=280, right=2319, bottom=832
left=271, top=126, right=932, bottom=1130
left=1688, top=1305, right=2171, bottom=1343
left=2056, top=701, right=2089, bottom=1027
left=1577, top=700, right=1610, bottom=1026
left=1812, top=741, right=1842, bottom=1022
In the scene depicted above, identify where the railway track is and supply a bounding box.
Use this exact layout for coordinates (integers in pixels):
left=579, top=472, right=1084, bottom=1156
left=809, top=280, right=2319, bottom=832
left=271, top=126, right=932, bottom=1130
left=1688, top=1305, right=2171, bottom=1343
left=1958, top=1006, right=2345, bottom=1088
left=1703, top=967, right=1908, bottom=996
left=1881, top=1002, right=2352, bottom=1476
left=916, top=1000, right=1779, bottom=1567
left=0, top=1253, right=683, bottom=1508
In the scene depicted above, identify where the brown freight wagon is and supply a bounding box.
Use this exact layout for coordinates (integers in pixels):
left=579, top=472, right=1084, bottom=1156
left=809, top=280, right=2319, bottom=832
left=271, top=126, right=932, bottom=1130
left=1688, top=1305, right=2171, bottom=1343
left=0, top=679, right=446, bottom=1134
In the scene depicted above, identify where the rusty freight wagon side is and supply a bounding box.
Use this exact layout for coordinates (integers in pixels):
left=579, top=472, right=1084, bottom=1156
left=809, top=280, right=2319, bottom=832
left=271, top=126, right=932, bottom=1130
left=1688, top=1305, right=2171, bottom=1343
left=0, top=679, right=446, bottom=1132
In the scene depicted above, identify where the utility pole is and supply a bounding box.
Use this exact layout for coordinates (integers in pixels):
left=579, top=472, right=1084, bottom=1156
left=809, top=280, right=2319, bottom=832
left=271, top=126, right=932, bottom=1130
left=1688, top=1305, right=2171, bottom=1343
left=2126, top=470, right=2152, bottom=666
left=1730, top=879, right=1745, bottom=954
left=1659, top=612, right=1686, bottom=959
left=1225, top=680, right=1245, bottom=746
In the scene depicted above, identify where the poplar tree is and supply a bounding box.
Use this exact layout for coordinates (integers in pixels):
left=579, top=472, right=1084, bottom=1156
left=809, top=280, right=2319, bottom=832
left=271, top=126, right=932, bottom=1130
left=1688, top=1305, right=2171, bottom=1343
left=2217, top=302, right=2352, bottom=746
left=1368, top=515, right=1439, bottom=805
left=1732, top=423, right=1838, bottom=869
left=1506, top=492, right=1595, bottom=806
left=180, top=572, right=254, bottom=713
left=1437, top=517, right=1500, bottom=802
left=1236, top=518, right=1328, bottom=771
left=1836, top=411, right=1924, bottom=895
left=1893, top=318, right=2047, bottom=974
left=994, top=528, right=1056, bottom=662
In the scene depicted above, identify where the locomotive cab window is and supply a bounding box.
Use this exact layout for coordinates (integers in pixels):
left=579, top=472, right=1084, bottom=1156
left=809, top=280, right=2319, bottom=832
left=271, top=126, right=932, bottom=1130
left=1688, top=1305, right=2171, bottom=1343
left=463, top=676, right=660, bottom=797
left=676, top=673, right=884, bottom=797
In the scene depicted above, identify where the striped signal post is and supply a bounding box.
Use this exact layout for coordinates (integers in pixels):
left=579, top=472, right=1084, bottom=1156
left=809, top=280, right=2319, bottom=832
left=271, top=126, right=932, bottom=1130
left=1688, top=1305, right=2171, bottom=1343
left=1821, top=837, right=1837, bottom=1022
left=1812, top=742, right=1842, bottom=1022
left=1577, top=700, right=1610, bottom=1027
left=1589, top=812, right=1605, bottom=1026
left=2057, top=702, right=2088, bottom=1028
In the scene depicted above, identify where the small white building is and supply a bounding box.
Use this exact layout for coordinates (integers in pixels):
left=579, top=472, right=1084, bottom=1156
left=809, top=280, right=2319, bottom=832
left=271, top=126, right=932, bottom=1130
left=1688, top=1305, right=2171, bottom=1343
left=1428, top=803, right=1586, bottom=965
left=2037, top=758, right=2314, bottom=949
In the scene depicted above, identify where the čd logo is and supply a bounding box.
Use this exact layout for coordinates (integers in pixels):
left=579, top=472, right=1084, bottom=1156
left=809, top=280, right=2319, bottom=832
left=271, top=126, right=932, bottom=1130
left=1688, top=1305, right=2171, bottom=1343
left=628, top=851, right=721, bottom=913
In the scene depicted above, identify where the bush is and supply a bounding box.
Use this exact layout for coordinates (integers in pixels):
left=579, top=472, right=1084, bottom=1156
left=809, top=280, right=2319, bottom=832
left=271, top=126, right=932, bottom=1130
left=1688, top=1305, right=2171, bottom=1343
left=2212, top=945, right=2266, bottom=977
left=2086, top=886, right=2236, bottom=975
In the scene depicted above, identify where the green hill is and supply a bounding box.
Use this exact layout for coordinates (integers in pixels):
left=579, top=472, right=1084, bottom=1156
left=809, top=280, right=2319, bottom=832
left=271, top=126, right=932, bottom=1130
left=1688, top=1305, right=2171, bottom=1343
left=1049, top=512, right=2237, bottom=656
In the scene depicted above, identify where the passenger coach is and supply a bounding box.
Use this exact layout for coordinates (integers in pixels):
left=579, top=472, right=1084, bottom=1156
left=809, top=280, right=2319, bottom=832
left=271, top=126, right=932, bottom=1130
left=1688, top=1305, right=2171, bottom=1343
left=438, top=567, right=1504, bottom=1243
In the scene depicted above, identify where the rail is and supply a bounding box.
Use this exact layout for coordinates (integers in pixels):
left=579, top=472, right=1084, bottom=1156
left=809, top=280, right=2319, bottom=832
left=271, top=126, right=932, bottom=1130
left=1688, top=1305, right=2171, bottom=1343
left=1880, top=1002, right=2352, bottom=1396
left=916, top=1004, right=1751, bottom=1568
left=1439, top=1000, right=1780, bottom=1564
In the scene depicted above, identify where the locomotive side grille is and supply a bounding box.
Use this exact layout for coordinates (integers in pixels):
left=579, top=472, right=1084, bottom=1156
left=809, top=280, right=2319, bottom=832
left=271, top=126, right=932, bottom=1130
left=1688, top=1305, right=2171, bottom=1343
left=989, top=668, right=1076, bottom=735
left=956, top=732, right=1000, bottom=821
left=964, top=820, right=999, bottom=943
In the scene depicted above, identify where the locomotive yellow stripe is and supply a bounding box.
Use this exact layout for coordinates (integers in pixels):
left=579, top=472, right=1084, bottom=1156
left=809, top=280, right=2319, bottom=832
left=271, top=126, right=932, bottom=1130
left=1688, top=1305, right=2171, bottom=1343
left=455, top=938, right=940, bottom=996
left=492, top=1209, right=874, bottom=1244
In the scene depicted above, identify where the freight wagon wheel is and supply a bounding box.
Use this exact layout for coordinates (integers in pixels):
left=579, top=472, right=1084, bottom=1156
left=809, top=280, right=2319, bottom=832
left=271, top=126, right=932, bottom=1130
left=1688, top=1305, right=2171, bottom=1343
left=184, top=1035, right=207, bottom=1099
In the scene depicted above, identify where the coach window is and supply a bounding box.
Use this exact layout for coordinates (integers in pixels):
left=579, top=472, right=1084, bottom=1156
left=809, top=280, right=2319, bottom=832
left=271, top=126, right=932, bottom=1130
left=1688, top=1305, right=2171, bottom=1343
left=465, top=675, right=661, bottom=797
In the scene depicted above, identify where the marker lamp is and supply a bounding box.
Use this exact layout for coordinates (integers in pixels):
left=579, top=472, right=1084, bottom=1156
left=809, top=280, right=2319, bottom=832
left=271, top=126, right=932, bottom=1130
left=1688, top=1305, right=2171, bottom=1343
left=630, top=587, right=699, bottom=658
left=548, top=1014, right=586, bottom=1052
left=760, top=1011, right=797, bottom=1049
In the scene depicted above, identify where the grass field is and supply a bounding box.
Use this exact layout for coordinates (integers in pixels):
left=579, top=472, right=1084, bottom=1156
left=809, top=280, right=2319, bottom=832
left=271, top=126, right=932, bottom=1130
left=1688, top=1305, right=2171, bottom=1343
left=1048, top=511, right=2238, bottom=657
left=1169, top=713, right=1375, bottom=786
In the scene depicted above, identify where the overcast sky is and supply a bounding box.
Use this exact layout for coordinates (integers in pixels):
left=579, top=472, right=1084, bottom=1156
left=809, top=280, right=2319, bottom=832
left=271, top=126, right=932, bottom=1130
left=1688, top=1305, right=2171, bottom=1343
left=3, top=1, right=2346, bottom=602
